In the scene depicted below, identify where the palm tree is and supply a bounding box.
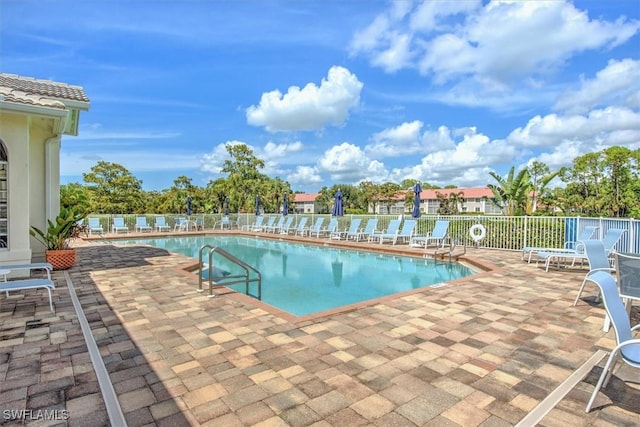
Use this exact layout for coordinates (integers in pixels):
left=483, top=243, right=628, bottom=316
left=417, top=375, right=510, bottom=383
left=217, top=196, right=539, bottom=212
left=488, top=167, right=532, bottom=215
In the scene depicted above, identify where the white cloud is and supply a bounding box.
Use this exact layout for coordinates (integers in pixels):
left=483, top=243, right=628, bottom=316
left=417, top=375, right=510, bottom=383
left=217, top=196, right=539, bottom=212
left=317, top=142, right=389, bottom=182
left=366, top=120, right=424, bottom=157
left=246, top=66, right=363, bottom=132
left=350, top=1, right=640, bottom=97
left=350, top=15, right=391, bottom=55
left=421, top=125, right=457, bottom=154
left=261, top=141, right=304, bottom=160
left=287, top=166, right=323, bottom=187
left=553, top=58, right=640, bottom=115
left=410, top=0, right=480, bottom=31
left=389, top=127, right=516, bottom=186
left=507, top=107, right=640, bottom=148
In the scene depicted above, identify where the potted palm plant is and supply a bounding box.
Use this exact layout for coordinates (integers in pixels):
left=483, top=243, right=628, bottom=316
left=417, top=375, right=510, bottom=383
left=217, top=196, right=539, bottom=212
left=30, top=207, right=86, bottom=270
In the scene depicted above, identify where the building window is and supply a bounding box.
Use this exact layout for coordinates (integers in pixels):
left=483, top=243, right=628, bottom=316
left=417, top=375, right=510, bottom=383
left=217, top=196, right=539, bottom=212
left=0, top=141, right=7, bottom=249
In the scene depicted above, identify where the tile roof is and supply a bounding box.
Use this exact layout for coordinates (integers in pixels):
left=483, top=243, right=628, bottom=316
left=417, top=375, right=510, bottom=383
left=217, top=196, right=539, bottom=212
left=294, top=193, right=319, bottom=203
left=0, top=73, right=89, bottom=109
left=421, top=186, right=494, bottom=199
left=381, top=187, right=495, bottom=201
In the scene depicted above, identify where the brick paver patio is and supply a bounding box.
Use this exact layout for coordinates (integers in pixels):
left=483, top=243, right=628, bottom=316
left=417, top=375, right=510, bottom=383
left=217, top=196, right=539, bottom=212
left=1, top=231, right=638, bottom=426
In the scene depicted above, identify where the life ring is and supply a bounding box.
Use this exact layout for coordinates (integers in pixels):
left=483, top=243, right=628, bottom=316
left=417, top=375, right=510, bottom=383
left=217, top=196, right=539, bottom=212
left=469, top=224, right=486, bottom=242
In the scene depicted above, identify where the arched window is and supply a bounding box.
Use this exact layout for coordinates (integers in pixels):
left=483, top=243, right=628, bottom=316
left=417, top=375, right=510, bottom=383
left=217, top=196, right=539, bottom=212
left=0, top=140, right=7, bottom=249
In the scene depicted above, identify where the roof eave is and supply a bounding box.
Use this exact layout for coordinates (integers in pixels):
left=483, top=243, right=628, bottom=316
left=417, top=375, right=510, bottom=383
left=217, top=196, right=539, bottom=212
left=61, top=99, right=90, bottom=111
left=0, top=99, right=68, bottom=119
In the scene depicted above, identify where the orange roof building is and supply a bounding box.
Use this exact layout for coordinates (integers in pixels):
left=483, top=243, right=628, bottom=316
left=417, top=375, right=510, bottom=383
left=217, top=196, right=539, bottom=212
left=372, top=187, right=503, bottom=215
left=294, top=193, right=320, bottom=214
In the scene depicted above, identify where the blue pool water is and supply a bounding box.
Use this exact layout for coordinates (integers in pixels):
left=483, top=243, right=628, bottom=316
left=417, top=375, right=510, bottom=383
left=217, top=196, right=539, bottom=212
left=114, top=236, right=475, bottom=316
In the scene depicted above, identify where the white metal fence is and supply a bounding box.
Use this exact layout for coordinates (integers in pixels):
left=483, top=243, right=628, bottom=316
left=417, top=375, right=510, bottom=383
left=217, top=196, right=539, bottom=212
left=86, top=213, right=640, bottom=254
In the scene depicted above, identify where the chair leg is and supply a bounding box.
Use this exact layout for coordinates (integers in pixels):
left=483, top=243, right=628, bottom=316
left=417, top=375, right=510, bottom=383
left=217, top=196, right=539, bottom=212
left=574, top=278, right=589, bottom=306
left=46, top=287, right=53, bottom=312
left=585, top=351, right=618, bottom=412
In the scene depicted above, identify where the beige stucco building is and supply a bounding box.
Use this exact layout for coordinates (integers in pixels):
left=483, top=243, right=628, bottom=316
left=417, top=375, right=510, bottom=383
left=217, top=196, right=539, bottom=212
left=0, top=73, right=89, bottom=268
left=293, top=193, right=320, bottom=214
left=372, top=187, right=504, bottom=215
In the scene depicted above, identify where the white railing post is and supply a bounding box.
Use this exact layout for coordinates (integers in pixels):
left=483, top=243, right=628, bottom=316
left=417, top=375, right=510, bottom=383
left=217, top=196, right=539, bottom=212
left=599, top=217, right=604, bottom=239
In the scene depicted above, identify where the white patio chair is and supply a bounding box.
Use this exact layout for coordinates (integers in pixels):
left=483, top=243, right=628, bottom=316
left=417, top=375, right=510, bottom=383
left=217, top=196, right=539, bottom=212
left=583, top=271, right=640, bottom=413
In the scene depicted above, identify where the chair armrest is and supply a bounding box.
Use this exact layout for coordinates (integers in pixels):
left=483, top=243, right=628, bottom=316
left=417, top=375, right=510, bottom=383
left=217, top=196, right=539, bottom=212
left=617, top=338, right=640, bottom=349
left=589, top=267, right=616, bottom=274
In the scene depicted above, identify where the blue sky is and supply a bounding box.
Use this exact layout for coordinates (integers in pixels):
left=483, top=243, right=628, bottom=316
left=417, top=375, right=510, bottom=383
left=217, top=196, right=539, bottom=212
left=2, top=0, right=639, bottom=192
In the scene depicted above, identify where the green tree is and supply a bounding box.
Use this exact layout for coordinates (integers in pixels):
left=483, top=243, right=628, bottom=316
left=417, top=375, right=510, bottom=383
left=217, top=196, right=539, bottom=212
left=487, top=167, right=531, bottom=215
left=358, top=181, right=377, bottom=213
left=221, top=144, right=267, bottom=212
left=204, top=178, right=229, bottom=213
left=60, top=183, right=93, bottom=216
left=262, top=177, right=292, bottom=214
left=83, top=161, right=144, bottom=214
left=601, top=146, right=637, bottom=217
left=559, top=147, right=640, bottom=217
left=435, top=191, right=463, bottom=214
left=528, top=161, right=560, bottom=213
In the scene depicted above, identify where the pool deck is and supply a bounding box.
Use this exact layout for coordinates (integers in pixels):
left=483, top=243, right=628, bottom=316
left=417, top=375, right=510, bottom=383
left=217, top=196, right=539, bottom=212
left=1, top=230, right=639, bottom=426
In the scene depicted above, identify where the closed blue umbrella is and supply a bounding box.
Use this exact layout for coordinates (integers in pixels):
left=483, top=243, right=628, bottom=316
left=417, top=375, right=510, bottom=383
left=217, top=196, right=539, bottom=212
left=186, top=195, right=192, bottom=216
left=224, top=197, right=230, bottom=216
left=332, top=189, right=344, bottom=216
left=282, top=193, right=288, bottom=216
left=255, top=195, right=261, bottom=216
left=412, top=183, right=421, bottom=218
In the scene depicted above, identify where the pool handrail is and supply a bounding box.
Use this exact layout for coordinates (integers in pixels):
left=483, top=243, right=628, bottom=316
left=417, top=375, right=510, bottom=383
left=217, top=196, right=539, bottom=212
left=198, top=244, right=262, bottom=300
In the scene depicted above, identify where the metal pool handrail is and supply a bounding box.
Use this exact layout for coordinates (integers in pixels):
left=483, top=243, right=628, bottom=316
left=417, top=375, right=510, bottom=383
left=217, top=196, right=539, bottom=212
left=198, top=244, right=262, bottom=300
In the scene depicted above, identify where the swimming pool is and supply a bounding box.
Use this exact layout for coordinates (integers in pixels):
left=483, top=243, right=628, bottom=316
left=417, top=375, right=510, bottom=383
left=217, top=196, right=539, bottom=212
left=114, top=235, right=476, bottom=316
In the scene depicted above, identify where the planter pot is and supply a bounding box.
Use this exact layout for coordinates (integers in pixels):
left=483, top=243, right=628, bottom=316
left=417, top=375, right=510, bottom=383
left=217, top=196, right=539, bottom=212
left=46, top=249, right=77, bottom=270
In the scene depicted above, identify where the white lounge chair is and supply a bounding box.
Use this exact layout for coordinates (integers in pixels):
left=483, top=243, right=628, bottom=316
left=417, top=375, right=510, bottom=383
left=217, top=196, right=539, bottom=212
left=319, top=218, right=338, bottom=238
left=572, top=240, right=616, bottom=306
left=264, top=216, right=283, bottom=233
left=354, top=219, right=378, bottom=241
left=241, top=216, right=264, bottom=231
left=290, top=217, right=308, bottom=235
left=369, top=219, right=401, bottom=243
left=0, top=262, right=53, bottom=280
left=214, top=216, right=231, bottom=230
left=410, top=220, right=449, bottom=248
left=277, top=217, right=295, bottom=234
left=194, top=217, right=204, bottom=230
left=331, top=218, right=361, bottom=240
left=522, top=225, right=598, bottom=263
left=390, top=219, right=417, bottom=245
left=0, top=276, right=56, bottom=311
left=582, top=271, right=640, bottom=413
left=155, top=216, right=171, bottom=232
left=88, top=218, right=104, bottom=235
left=303, top=218, right=325, bottom=237
left=112, top=217, right=129, bottom=234
left=538, top=228, right=626, bottom=272
left=135, top=216, right=152, bottom=232
left=174, top=217, right=188, bottom=231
